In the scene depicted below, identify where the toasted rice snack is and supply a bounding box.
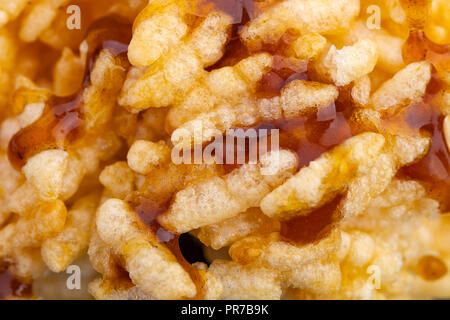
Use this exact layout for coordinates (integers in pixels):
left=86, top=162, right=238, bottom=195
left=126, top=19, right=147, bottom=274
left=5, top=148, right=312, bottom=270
left=172, top=80, right=338, bottom=148
left=127, top=140, right=172, bottom=175
left=96, top=198, right=196, bottom=299
left=369, top=61, right=432, bottom=113
left=166, top=53, right=273, bottom=130
left=41, top=194, right=100, bottom=272
left=53, top=48, right=85, bottom=96
left=0, top=200, right=67, bottom=256
left=11, top=247, right=47, bottom=280
left=229, top=229, right=346, bottom=294
left=19, top=0, right=70, bottom=43
left=132, top=160, right=225, bottom=213
left=128, top=0, right=189, bottom=67
left=0, top=153, right=24, bottom=225
left=119, top=11, right=232, bottom=111
left=424, top=0, right=450, bottom=44
left=0, top=0, right=29, bottom=28
left=1, top=0, right=450, bottom=302
left=230, top=178, right=446, bottom=299
left=99, top=162, right=135, bottom=200
left=208, top=260, right=282, bottom=299
left=83, top=50, right=130, bottom=130
left=351, top=75, right=371, bottom=107
left=7, top=181, right=40, bottom=217
left=337, top=179, right=445, bottom=299
left=315, top=39, right=379, bottom=86
left=23, top=150, right=69, bottom=201
left=6, top=75, right=50, bottom=118
left=87, top=228, right=124, bottom=279
left=21, top=150, right=87, bottom=202
left=337, top=20, right=405, bottom=73
left=287, top=33, right=327, bottom=61
left=260, top=132, right=430, bottom=220
left=74, top=131, right=123, bottom=176
left=89, top=277, right=153, bottom=300
left=197, top=207, right=280, bottom=250
left=240, top=0, right=360, bottom=50
left=159, top=149, right=298, bottom=233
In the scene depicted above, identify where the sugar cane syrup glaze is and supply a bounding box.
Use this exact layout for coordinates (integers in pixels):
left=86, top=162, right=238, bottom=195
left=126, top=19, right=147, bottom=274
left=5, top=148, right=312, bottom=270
left=2, top=0, right=450, bottom=298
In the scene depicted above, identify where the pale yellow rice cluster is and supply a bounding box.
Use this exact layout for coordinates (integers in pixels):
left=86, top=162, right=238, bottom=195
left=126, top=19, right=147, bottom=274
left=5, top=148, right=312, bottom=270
left=0, top=0, right=449, bottom=300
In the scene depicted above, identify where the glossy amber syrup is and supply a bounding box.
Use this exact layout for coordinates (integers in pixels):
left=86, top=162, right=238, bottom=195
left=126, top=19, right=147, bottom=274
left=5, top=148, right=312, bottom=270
left=280, top=197, right=342, bottom=245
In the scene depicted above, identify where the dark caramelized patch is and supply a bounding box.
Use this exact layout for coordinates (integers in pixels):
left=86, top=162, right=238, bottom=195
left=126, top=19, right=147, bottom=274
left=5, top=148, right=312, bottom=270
left=416, top=255, right=448, bottom=281
left=280, top=197, right=341, bottom=245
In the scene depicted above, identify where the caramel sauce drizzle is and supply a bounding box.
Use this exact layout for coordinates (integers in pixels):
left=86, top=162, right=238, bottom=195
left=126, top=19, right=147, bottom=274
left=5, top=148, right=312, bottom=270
left=8, top=15, right=132, bottom=170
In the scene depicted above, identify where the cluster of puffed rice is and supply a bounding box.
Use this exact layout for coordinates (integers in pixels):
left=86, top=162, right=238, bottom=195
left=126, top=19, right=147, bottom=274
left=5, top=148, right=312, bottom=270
left=0, top=0, right=449, bottom=300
